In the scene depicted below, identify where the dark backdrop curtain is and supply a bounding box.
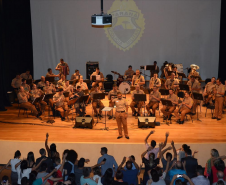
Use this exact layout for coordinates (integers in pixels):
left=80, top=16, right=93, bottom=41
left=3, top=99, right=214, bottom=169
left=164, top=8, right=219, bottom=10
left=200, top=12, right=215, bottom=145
left=0, top=0, right=33, bottom=111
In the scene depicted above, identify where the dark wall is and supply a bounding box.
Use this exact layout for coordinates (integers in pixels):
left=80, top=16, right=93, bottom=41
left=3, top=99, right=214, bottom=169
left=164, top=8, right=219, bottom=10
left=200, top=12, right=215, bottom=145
left=0, top=0, right=33, bottom=109
left=219, top=0, right=226, bottom=81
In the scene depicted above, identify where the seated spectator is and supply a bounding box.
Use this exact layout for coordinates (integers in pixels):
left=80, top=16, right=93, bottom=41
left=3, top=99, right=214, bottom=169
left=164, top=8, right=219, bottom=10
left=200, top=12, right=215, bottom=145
left=141, top=148, right=160, bottom=185
left=80, top=167, right=97, bottom=185
left=188, top=165, right=210, bottom=185
left=36, top=148, right=53, bottom=172
left=211, top=155, right=226, bottom=183
left=101, top=168, right=114, bottom=185
left=32, top=168, right=59, bottom=185
left=1, top=176, right=9, bottom=185
left=181, top=149, right=198, bottom=178
left=204, top=149, right=219, bottom=177
left=215, top=180, right=226, bottom=185
left=93, top=167, right=102, bottom=185
left=112, top=170, right=128, bottom=185
left=212, top=171, right=226, bottom=185
left=0, top=150, right=21, bottom=184
left=144, top=131, right=169, bottom=160
left=36, top=163, right=49, bottom=185
left=63, top=150, right=78, bottom=180
left=74, top=158, right=90, bottom=185
left=16, top=158, right=47, bottom=184
left=45, top=133, right=60, bottom=165
left=117, top=156, right=139, bottom=185
left=97, top=147, right=118, bottom=176
left=168, top=161, right=186, bottom=185
left=170, top=174, right=194, bottom=185
left=147, top=169, right=166, bottom=185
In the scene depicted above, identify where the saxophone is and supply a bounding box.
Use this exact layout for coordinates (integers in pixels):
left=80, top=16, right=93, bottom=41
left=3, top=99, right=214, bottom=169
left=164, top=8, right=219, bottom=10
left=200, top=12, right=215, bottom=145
left=134, top=75, right=141, bottom=85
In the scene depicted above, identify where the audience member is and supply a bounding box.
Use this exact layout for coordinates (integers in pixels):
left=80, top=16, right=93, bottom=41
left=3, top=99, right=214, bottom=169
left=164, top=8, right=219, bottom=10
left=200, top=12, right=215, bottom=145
left=112, top=170, right=128, bottom=185
left=170, top=174, right=194, bottom=185
left=211, top=156, right=226, bottom=183
left=168, top=161, right=186, bottom=185
left=80, top=167, right=97, bottom=185
left=204, top=149, right=219, bottom=177
left=188, top=165, right=210, bottom=185
left=147, top=169, right=166, bottom=185
left=101, top=168, right=114, bottom=185
left=97, top=147, right=118, bottom=176
left=93, top=167, right=103, bottom=185
left=36, top=148, right=53, bottom=172
left=63, top=150, right=78, bottom=180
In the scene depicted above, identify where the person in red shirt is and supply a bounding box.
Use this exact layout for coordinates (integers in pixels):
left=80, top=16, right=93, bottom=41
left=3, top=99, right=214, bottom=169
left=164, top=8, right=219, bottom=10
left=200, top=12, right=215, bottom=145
left=211, top=156, right=226, bottom=183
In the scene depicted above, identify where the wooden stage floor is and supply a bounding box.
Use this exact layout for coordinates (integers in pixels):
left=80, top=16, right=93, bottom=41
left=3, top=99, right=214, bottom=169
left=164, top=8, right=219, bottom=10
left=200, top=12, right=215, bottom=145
left=0, top=94, right=226, bottom=144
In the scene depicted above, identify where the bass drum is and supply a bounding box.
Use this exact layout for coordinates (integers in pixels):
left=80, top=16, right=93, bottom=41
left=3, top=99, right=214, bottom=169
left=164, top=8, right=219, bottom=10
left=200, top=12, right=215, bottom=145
left=119, top=82, right=131, bottom=94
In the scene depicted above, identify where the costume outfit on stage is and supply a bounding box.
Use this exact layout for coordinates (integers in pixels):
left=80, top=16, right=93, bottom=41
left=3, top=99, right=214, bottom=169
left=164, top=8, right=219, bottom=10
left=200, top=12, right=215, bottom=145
left=17, top=91, right=39, bottom=116
left=113, top=98, right=129, bottom=138
left=20, top=73, right=32, bottom=80
left=187, top=79, right=201, bottom=114
left=146, top=91, right=161, bottom=116
left=53, top=93, right=69, bottom=118
left=165, top=78, right=179, bottom=91
left=130, top=89, right=145, bottom=115
left=56, top=62, right=69, bottom=78
left=90, top=90, right=105, bottom=115
left=132, top=75, right=145, bottom=87
left=30, top=89, right=47, bottom=112
left=174, top=97, right=193, bottom=121
left=161, top=93, right=178, bottom=119
left=149, top=77, right=161, bottom=89
left=215, top=84, right=225, bottom=119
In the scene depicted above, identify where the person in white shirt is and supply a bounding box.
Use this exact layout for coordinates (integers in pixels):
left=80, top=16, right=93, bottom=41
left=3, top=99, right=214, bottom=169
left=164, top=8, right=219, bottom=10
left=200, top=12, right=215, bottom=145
left=144, top=131, right=169, bottom=159
left=187, top=165, right=210, bottom=185
left=0, top=150, right=21, bottom=184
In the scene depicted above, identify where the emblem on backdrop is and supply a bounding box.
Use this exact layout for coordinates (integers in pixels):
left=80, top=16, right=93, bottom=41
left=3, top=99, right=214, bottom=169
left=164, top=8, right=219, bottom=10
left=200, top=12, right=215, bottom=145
left=105, top=0, right=145, bottom=52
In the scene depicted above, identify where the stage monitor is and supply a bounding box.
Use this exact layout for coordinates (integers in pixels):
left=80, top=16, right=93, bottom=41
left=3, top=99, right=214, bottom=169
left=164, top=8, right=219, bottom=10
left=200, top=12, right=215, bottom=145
left=138, top=117, right=156, bottom=128
left=74, top=117, right=94, bottom=129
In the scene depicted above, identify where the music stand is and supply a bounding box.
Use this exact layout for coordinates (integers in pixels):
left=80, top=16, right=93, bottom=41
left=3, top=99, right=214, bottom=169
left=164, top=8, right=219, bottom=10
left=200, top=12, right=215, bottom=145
left=161, top=99, right=173, bottom=125
left=134, top=94, right=146, bottom=116
left=83, top=89, right=89, bottom=94
left=69, top=80, right=75, bottom=85
left=145, top=65, right=155, bottom=71
left=100, top=107, right=113, bottom=131
left=192, top=92, right=203, bottom=122
left=93, top=93, right=105, bottom=124
left=43, top=93, right=55, bottom=124
left=159, top=89, right=169, bottom=96
left=144, top=89, right=152, bottom=94
left=179, top=84, right=189, bottom=91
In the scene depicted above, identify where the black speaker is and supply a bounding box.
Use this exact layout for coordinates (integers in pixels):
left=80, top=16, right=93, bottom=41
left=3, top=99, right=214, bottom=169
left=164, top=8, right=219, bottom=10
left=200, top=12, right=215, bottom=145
left=74, top=117, right=94, bottom=129
left=86, top=61, right=99, bottom=79
left=138, top=117, right=156, bottom=128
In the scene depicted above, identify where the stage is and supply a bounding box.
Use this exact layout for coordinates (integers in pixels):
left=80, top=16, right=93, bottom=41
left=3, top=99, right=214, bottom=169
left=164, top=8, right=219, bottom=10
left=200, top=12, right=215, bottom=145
left=0, top=94, right=226, bottom=167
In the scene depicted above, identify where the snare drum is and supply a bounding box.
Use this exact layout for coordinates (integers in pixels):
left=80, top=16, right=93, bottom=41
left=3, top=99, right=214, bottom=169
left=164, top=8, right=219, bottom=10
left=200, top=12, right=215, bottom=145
left=119, top=82, right=131, bottom=94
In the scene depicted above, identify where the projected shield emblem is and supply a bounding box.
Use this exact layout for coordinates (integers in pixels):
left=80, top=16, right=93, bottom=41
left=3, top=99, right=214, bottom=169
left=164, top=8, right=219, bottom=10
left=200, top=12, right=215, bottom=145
left=105, top=0, right=145, bottom=51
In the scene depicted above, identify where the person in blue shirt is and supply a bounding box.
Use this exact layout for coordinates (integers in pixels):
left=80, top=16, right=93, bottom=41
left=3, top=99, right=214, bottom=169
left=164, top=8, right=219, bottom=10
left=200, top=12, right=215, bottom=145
left=97, top=147, right=118, bottom=176
left=80, top=167, right=97, bottom=185
left=168, top=161, right=187, bottom=185
left=118, top=156, right=139, bottom=185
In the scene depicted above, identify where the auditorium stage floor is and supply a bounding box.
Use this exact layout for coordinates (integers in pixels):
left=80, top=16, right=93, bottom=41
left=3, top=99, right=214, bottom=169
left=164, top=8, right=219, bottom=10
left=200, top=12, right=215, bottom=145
left=0, top=94, right=226, bottom=144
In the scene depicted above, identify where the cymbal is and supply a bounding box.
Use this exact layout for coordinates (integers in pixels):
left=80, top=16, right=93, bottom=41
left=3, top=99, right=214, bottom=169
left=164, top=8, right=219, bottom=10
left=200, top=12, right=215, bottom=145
left=111, top=71, right=120, bottom=75
left=190, top=64, right=199, bottom=70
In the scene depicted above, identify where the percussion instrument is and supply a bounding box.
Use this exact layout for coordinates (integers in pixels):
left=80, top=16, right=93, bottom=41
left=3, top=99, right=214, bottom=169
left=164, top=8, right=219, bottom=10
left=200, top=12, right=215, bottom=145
left=119, top=82, right=131, bottom=94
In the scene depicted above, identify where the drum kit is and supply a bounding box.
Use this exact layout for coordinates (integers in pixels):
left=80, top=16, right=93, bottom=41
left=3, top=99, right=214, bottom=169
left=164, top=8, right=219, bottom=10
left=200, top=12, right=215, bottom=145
left=111, top=71, right=132, bottom=94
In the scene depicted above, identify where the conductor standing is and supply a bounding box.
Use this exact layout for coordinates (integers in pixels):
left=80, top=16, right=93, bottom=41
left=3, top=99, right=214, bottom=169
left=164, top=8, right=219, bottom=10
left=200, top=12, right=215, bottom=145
left=113, top=92, right=129, bottom=139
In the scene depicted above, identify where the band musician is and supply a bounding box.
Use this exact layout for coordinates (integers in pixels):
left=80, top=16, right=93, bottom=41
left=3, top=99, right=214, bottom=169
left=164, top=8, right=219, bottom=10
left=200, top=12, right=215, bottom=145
left=46, top=68, right=59, bottom=78
left=149, top=73, right=161, bottom=89
left=132, top=70, right=145, bottom=88
left=165, top=73, right=179, bottom=93
left=57, top=75, right=66, bottom=88
left=71, top=69, right=81, bottom=81
left=63, top=80, right=74, bottom=102
left=90, top=85, right=105, bottom=118
left=203, top=77, right=216, bottom=106
left=30, top=84, right=47, bottom=112
left=130, top=85, right=145, bottom=116
left=11, top=74, right=22, bottom=89
left=21, top=79, right=30, bottom=93
left=161, top=89, right=178, bottom=121
left=37, top=76, right=46, bottom=88
left=43, top=81, right=56, bottom=108
left=113, top=92, right=129, bottom=139
left=17, top=86, right=42, bottom=119
left=150, top=61, right=159, bottom=77
left=90, top=67, right=104, bottom=89
left=20, top=69, right=32, bottom=80
left=53, top=88, right=69, bottom=121
left=73, top=86, right=86, bottom=117
left=146, top=86, right=161, bottom=117
left=187, top=76, right=201, bottom=114
left=55, top=58, right=69, bottom=79
left=124, top=65, right=135, bottom=80
left=107, top=84, right=121, bottom=119
left=174, top=91, right=193, bottom=124
left=76, top=78, right=88, bottom=90
left=212, top=78, right=225, bottom=120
